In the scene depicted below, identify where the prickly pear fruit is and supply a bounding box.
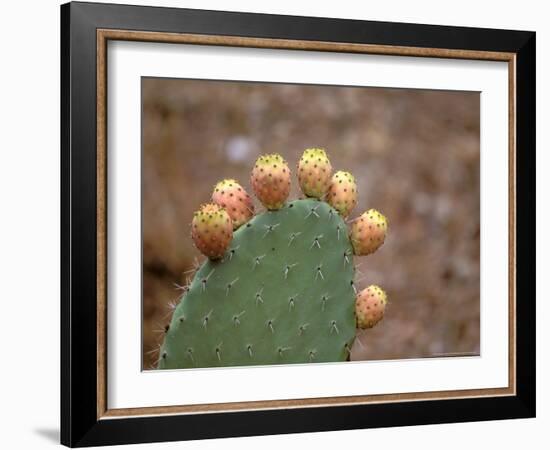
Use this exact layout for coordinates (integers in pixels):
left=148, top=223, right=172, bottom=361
left=191, top=203, right=233, bottom=260
left=297, top=148, right=333, bottom=198
left=212, top=179, right=254, bottom=229
left=250, top=154, right=291, bottom=210
left=327, top=171, right=357, bottom=218
left=350, top=209, right=388, bottom=256
left=355, top=285, right=387, bottom=329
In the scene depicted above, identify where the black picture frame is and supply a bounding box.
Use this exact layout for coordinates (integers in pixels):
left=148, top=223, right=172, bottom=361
left=61, top=1, right=535, bottom=447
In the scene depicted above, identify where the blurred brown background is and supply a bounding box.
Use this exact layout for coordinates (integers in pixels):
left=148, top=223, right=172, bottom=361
left=142, top=77, right=480, bottom=369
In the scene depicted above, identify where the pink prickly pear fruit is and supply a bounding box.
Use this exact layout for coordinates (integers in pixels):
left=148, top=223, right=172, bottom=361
left=250, top=154, right=291, bottom=210
left=355, top=285, right=387, bottom=329
left=191, top=203, right=233, bottom=260
left=297, top=148, right=333, bottom=198
left=211, top=179, right=254, bottom=229
left=327, top=171, right=357, bottom=218
left=350, top=209, right=388, bottom=256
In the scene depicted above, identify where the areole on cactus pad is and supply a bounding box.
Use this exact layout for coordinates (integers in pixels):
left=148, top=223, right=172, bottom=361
left=159, top=148, right=389, bottom=369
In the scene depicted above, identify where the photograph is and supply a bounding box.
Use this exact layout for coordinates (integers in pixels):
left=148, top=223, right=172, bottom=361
left=141, top=77, right=481, bottom=370
left=57, top=2, right=536, bottom=446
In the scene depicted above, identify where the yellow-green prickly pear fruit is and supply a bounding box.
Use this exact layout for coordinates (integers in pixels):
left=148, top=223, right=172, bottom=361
left=327, top=171, right=357, bottom=218
left=297, top=148, right=333, bottom=198
left=350, top=209, right=388, bottom=255
left=355, top=285, right=387, bottom=329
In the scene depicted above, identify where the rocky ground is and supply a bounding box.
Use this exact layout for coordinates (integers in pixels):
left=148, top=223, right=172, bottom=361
left=141, top=78, right=480, bottom=369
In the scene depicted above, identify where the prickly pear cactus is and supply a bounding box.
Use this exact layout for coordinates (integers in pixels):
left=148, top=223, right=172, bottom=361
left=159, top=199, right=356, bottom=368
left=156, top=149, right=389, bottom=369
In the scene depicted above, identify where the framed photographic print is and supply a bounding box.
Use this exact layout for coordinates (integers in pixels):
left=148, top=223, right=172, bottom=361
left=60, top=1, right=536, bottom=447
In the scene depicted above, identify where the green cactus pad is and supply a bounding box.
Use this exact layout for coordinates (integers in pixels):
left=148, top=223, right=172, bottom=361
left=158, top=199, right=356, bottom=369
